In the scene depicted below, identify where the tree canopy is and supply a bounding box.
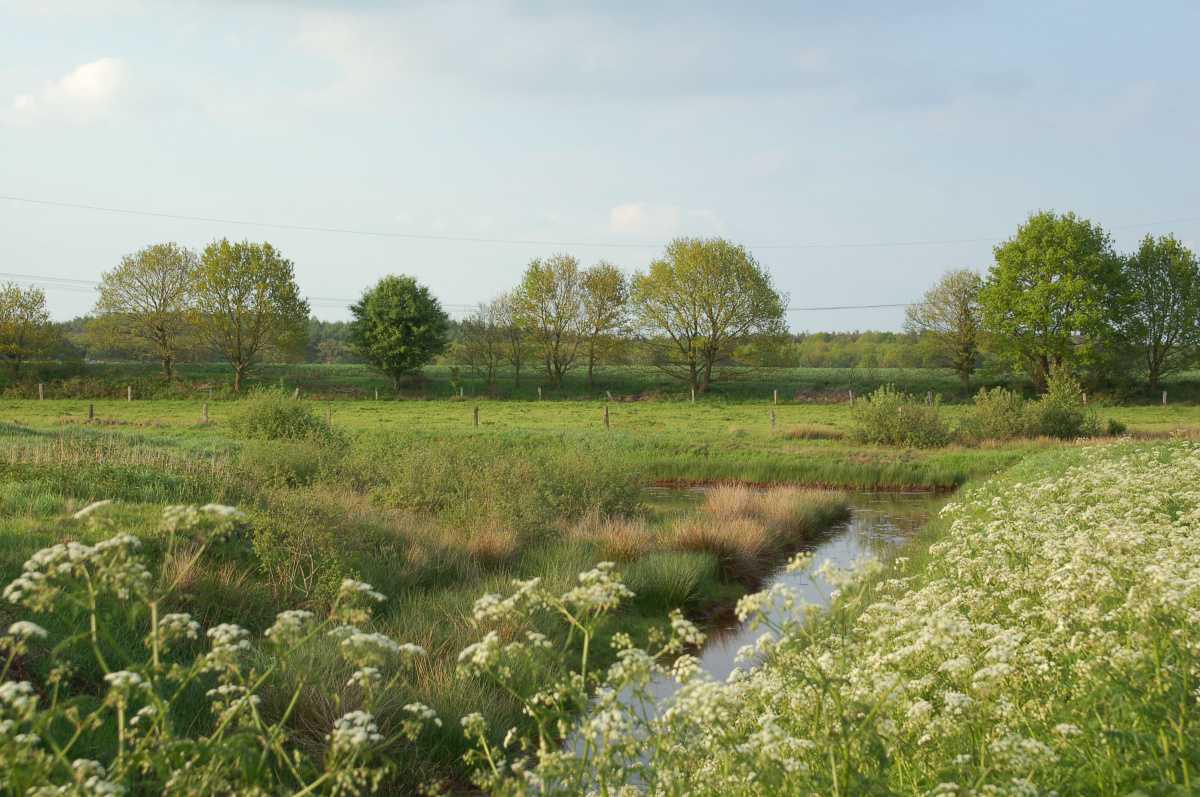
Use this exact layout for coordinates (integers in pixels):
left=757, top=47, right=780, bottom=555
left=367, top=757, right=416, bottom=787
left=512, top=254, right=585, bottom=388
left=0, top=283, right=57, bottom=377
left=191, top=239, right=309, bottom=392
left=349, top=275, right=449, bottom=391
left=904, top=269, right=983, bottom=385
left=631, top=237, right=786, bottom=394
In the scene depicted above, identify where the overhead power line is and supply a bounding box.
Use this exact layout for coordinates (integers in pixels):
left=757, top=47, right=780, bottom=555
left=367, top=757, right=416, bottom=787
left=6, top=194, right=1196, bottom=251
left=0, top=271, right=916, bottom=313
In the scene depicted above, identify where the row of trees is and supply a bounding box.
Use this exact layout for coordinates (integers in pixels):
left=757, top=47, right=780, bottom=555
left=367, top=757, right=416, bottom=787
left=457, top=238, right=786, bottom=393
left=906, top=211, right=1200, bottom=390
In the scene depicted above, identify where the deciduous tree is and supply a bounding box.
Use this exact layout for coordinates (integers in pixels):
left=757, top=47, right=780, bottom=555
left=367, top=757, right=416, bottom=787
left=630, top=237, right=786, bottom=394
left=457, top=300, right=506, bottom=389
left=512, top=254, right=584, bottom=388
left=349, top=275, right=448, bottom=391
left=580, top=261, right=628, bottom=387
left=0, top=283, right=57, bottom=377
left=192, top=239, right=310, bottom=392
left=92, top=242, right=197, bottom=380
left=1113, top=234, right=1200, bottom=390
left=904, top=269, right=983, bottom=386
left=980, top=211, right=1120, bottom=390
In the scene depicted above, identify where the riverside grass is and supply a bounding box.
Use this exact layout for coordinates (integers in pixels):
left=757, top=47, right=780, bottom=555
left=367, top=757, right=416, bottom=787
left=456, top=441, right=1200, bottom=795
left=0, top=414, right=853, bottom=791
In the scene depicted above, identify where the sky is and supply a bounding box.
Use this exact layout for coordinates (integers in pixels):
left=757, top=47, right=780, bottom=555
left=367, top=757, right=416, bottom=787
left=2, top=0, right=1198, bottom=330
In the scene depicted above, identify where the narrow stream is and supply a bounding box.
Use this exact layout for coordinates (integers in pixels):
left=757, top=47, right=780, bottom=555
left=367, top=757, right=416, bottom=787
left=640, top=490, right=945, bottom=705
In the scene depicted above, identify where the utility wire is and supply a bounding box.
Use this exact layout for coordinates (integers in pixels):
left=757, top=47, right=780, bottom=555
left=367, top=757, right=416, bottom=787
left=6, top=193, right=1196, bottom=251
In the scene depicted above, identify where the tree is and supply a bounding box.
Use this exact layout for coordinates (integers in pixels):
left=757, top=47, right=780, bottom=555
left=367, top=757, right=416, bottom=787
left=1113, top=234, right=1200, bottom=390
left=630, top=237, right=786, bottom=394
left=980, top=211, right=1121, bottom=390
left=0, top=283, right=57, bottom=377
left=904, top=269, right=983, bottom=386
left=349, top=275, right=448, bottom=391
left=192, top=239, right=310, bottom=392
left=512, top=254, right=584, bottom=388
left=495, top=292, right=526, bottom=387
left=92, top=243, right=197, bottom=380
left=457, top=300, right=506, bottom=389
left=580, top=261, right=628, bottom=387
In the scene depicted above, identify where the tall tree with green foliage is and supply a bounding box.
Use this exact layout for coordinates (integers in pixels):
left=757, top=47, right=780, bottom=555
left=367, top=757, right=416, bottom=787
left=349, top=275, right=448, bottom=391
left=192, top=239, right=310, bottom=392
left=512, top=254, right=584, bottom=388
left=904, top=269, right=983, bottom=386
left=980, top=211, right=1121, bottom=390
left=91, top=242, right=197, bottom=380
left=495, top=292, right=526, bottom=387
left=1113, top=234, right=1200, bottom=390
left=580, top=261, right=628, bottom=387
left=0, top=283, right=58, bottom=377
left=457, top=300, right=506, bottom=389
left=631, top=237, right=786, bottom=394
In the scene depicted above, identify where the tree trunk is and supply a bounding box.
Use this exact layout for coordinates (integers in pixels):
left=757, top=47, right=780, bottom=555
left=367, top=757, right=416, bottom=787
left=513, top=361, right=521, bottom=387
left=162, top=354, right=175, bottom=381
left=233, top=363, right=245, bottom=393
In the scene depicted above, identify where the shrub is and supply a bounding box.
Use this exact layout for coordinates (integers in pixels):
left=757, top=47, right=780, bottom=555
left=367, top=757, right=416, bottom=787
left=1107, top=417, right=1128, bottom=436
left=1023, top=367, right=1101, bottom=439
left=851, top=385, right=951, bottom=447
left=250, top=492, right=353, bottom=606
left=227, top=388, right=337, bottom=441
left=623, top=551, right=719, bottom=610
left=960, top=386, right=1027, bottom=441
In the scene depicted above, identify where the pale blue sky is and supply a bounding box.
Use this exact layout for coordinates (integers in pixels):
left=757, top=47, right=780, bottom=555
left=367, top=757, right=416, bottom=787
left=2, top=1, right=1198, bottom=329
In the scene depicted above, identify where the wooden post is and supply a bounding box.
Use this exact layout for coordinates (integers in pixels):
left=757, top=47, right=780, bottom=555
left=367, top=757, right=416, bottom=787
left=473, top=406, right=479, bottom=427
left=38, top=383, right=44, bottom=400
left=849, top=389, right=854, bottom=403
left=773, top=388, right=778, bottom=405
left=1163, top=389, right=1168, bottom=406
left=926, top=390, right=932, bottom=405
left=127, top=385, right=132, bottom=402
left=88, top=403, right=94, bottom=420
left=203, top=402, right=209, bottom=424
left=207, top=387, right=213, bottom=401
left=537, top=386, right=542, bottom=400
left=606, top=390, right=613, bottom=402
left=459, top=386, right=464, bottom=399
left=690, top=387, right=695, bottom=404
left=292, top=387, right=300, bottom=400
left=374, top=388, right=379, bottom=401
left=770, top=409, right=776, bottom=431
left=604, top=404, right=610, bottom=429
left=1082, top=392, right=1087, bottom=405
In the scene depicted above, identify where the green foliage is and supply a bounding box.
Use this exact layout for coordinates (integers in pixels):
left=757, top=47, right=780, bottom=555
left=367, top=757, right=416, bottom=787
left=227, top=388, right=337, bottom=442
left=980, top=211, right=1121, bottom=388
left=349, top=275, right=449, bottom=390
left=623, top=551, right=719, bottom=610
left=904, top=269, right=982, bottom=385
left=92, top=242, right=197, bottom=379
left=1023, top=367, right=1101, bottom=439
left=192, top=239, right=310, bottom=391
left=851, top=385, right=951, bottom=447
left=631, top=237, right=787, bottom=394
left=960, top=386, right=1027, bottom=441
left=511, top=253, right=585, bottom=387
left=1106, top=417, right=1128, bottom=436
left=0, top=282, right=59, bottom=378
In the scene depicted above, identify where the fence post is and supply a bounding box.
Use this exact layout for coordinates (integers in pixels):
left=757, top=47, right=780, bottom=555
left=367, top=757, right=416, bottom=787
left=537, top=386, right=542, bottom=401
left=88, top=403, right=94, bottom=421
left=38, top=383, right=44, bottom=401
left=127, top=385, right=132, bottom=402
left=208, top=387, right=213, bottom=401
left=459, top=386, right=464, bottom=399
left=292, top=387, right=300, bottom=400
left=374, top=388, right=379, bottom=401
left=690, top=387, right=695, bottom=404
left=926, top=390, right=932, bottom=405
left=1082, top=392, right=1087, bottom=405
left=473, top=406, right=480, bottom=427
left=773, top=388, right=778, bottom=405
left=849, top=389, right=854, bottom=403
left=203, top=402, right=209, bottom=424
left=604, top=404, right=610, bottom=429
left=1163, top=389, right=1168, bottom=406
left=606, top=390, right=613, bottom=402
left=770, top=409, right=776, bottom=431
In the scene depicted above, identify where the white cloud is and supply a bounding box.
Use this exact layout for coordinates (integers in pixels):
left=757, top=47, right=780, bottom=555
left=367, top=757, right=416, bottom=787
left=609, top=202, right=723, bottom=238
left=8, top=57, right=127, bottom=125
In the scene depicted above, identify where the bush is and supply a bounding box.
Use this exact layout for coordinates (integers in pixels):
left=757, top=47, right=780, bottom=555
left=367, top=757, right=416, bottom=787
left=960, top=386, right=1027, bottom=442
left=850, top=385, right=951, bottom=447
left=1023, top=367, right=1100, bottom=439
left=1107, top=417, right=1128, bottom=436
left=227, top=388, right=338, bottom=441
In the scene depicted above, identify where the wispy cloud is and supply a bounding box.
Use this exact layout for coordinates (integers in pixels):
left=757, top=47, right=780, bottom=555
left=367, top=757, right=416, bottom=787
left=609, top=202, right=723, bottom=238
left=7, top=57, right=128, bottom=126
